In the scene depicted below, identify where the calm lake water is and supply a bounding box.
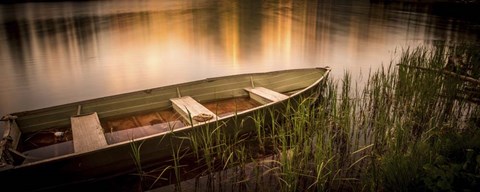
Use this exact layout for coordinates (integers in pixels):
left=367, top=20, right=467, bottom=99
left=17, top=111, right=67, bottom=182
left=0, top=0, right=478, bottom=116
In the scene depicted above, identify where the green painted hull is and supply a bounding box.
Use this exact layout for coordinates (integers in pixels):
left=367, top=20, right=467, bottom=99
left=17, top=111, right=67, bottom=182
left=0, top=67, right=330, bottom=190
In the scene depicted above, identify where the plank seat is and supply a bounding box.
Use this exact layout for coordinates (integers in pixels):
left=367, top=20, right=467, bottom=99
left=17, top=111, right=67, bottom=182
left=71, top=112, right=108, bottom=153
left=170, top=96, right=217, bottom=125
left=244, top=87, right=289, bottom=104
left=1, top=115, right=21, bottom=149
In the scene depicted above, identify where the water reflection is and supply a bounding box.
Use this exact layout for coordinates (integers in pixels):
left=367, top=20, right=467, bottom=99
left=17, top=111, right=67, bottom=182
left=0, top=0, right=478, bottom=115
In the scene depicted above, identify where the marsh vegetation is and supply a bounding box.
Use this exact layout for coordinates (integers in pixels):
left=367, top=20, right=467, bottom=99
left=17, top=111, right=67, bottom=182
left=130, top=42, right=480, bottom=192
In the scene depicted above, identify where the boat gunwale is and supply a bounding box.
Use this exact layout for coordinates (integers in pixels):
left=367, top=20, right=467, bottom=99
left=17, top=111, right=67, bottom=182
left=7, top=67, right=328, bottom=117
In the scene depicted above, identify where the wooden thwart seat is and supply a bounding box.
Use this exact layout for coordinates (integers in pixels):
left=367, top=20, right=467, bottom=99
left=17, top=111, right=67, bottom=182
left=1, top=115, right=21, bottom=150
left=244, top=87, right=289, bottom=104
left=1, top=115, right=24, bottom=164
left=170, top=96, right=217, bottom=125
left=71, top=112, right=107, bottom=153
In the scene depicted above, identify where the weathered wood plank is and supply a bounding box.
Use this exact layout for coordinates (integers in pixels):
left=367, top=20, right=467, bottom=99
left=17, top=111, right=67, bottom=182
left=1, top=115, right=21, bottom=149
left=71, top=112, right=107, bottom=153
left=170, top=96, right=217, bottom=125
left=244, top=87, right=289, bottom=104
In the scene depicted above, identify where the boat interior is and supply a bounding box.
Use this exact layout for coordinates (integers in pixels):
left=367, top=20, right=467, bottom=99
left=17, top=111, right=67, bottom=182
left=16, top=87, right=290, bottom=163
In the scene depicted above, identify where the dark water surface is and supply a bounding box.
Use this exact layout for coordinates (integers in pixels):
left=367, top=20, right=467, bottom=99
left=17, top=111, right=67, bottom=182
left=0, top=0, right=478, bottom=116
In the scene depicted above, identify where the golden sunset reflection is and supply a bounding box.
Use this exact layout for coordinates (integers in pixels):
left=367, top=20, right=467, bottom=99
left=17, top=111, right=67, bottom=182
left=0, top=0, right=477, bottom=115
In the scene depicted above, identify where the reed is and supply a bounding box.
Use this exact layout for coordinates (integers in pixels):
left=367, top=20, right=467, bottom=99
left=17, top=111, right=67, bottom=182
left=363, top=43, right=480, bottom=191
left=171, top=138, right=185, bottom=191
left=129, top=139, right=145, bottom=176
left=136, top=42, right=479, bottom=191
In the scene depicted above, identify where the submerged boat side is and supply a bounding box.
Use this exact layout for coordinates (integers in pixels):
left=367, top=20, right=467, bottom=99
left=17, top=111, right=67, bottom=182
left=0, top=67, right=330, bottom=190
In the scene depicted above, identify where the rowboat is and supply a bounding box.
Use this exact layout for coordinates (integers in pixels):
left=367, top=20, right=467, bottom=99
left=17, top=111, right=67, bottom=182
left=0, top=67, right=330, bottom=190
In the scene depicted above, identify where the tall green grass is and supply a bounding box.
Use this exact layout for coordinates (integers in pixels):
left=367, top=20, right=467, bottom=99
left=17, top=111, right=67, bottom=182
left=136, top=43, right=479, bottom=191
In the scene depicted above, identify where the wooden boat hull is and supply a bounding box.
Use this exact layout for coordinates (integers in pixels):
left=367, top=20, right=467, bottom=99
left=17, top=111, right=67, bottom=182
left=0, top=67, right=330, bottom=190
